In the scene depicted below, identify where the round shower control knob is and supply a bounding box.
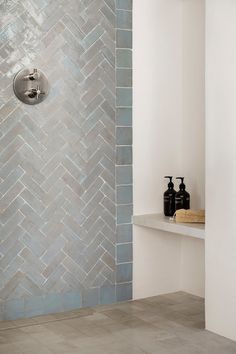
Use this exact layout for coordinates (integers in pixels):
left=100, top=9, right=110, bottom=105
left=13, top=68, right=49, bottom=105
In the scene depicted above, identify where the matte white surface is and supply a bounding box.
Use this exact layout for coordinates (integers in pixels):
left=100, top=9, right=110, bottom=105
left=133, top=226, right=181, bottom=299
left=180, top=237, right=205, bottom=297
left=133, top=214, right=205, bottom=239
left=205, top=0, right=236, bottom=341
left=133, top=0, right=183, bottom=300
left=182, top=0, right=205, bottom=209
left=133, top=0, right=183, bottom=217
left=133, top=0, right=205, bottom=300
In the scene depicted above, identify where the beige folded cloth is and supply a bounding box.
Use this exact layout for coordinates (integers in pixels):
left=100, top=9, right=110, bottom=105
left=175, top=209, right=205, bottom=224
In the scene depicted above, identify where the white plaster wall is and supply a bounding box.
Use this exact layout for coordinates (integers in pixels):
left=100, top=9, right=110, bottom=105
left=180, top=0, right=205, bottom=299
left=133, top=0, right=184, bottom=299
left=182, top=0, right=205, bottom=210
left=133, top=0, right=205, bottom=299
left=205, top=0, right=236, bottom=341
left=180, top=238, right=205, bottom=297
left=133, top=0, right=183, bottom=217
left=133, top=227, right=181, bottom=299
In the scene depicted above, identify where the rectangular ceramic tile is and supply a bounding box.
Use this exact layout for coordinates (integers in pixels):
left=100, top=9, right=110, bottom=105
left=116, top=88, right=132, bottom=107
left=116, top=224, right=133, bottom=243
left=116, top=146, right=132, bottom=165
left=117, top=185, right=133, bottom=204
left=116, top=0, right=132, bottom=11
left=62, top=291, right=82, bottom=311
left=116, top=263, right=132, bottom=283
left=116, top=107, right=132, bottom=126
left=43, top=293, right=63, bottom=314
left=3, top=294, right=236, bottom=354
left=117, top=243, right=133, bottom=263
left=117, top=29, right=132, bottom=48
left=4, top=298, right=24, bottom=320
left=117, top=204, right=133, bottom=224
left=101, top=3, right=116, bottom=26
left=116, top=282, right=132, bottom=301
left=116, top=68, right=132, bottom=87
left=116, top=127, right=132, bottom=145
left=116, top=9, right=132, bottom=29
left=116, top=165, right=132, bottom=185
left=82, top=288, right=100, bottom=308
left=116, top=49, right=132, bottom=68
left=24, top=295, right=44, bottom=318
left=100, top=286, right=116, bottom=305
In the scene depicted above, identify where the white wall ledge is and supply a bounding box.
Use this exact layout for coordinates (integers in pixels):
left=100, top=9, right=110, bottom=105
left=133, top=213, right=205, bottom=240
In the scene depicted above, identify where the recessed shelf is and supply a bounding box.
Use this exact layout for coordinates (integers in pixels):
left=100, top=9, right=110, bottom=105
left=133, top=213, right=205, bottom=240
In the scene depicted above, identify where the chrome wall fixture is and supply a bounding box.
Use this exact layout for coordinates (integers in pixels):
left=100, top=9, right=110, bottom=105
left=13, top=68, right=50, bottom=105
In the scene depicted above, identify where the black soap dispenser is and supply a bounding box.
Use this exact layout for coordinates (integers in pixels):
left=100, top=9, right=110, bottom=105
left=175, top=177, right=190, bottom=211
left=164, top=176, right=176, bottom=216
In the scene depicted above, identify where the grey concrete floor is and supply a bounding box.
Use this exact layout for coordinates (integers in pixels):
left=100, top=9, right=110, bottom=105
left=0, top=292, right=236, bottom=354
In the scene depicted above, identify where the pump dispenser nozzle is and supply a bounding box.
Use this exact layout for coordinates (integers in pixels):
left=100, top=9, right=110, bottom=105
left=164, top=176, right=174, bottom=188
left=176, top=177, right=185, bottom=190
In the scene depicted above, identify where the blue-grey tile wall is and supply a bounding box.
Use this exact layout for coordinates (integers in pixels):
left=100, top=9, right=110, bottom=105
left=116, top=107, right=132, bottom=126
left=116, top=283, right=132, bottom=302
left=116, top=263, right=133, bottom=283
left=116, top=224, right=133, bottom=243
left=116, top=146, right=132, bottom=165
left=117, top=29, right=132, bottom=48
left=44, top=293, right=63, bottom=315
left=116, top=0, right=132, bottom=11
left=62, top=291, right=82, bottom=312
left=24, top=296, right=44, bottom=318
left=0, top=0, right=132, bottom=319
left=117, top=243, right=132, bottom=263
left=4, top=298, right=24, bottom=321
left=116, top=10, right=132, bottom=30
left=116, top=127, right=132, bottom=145
left=116, top=68, right=132, bottom=87
left=100, top=286, right=116, bottom=305
left=117, top=204, right=133, bottom=225
left=116, top=166, right=133, bottom=185
left=117, top=88, right=133, bottom=107
left=82, top=288, right=100, bottom=308
left=116, top=49, right=132, bottom=68
left=117, top=185, right=133, bottom=204
left=115, top=1, right=132, bottom=302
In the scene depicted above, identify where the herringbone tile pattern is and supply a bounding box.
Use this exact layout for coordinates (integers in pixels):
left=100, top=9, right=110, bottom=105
left=0, top=0, right=117, bottom=302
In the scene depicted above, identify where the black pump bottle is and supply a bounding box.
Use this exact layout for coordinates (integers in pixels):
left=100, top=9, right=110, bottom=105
left=175, top=177, right=190, bottom=211
left=164, top=176, right=176, bottom=216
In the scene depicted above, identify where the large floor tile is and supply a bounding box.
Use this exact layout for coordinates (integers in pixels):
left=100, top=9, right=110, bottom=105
left=0, top=292, right=235, bottom=354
